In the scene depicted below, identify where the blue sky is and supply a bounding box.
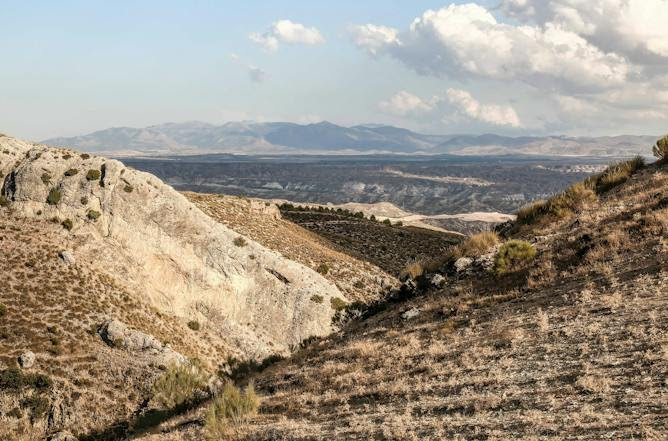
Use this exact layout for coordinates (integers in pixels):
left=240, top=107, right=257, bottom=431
left=1, top=1, right=666, bottom=140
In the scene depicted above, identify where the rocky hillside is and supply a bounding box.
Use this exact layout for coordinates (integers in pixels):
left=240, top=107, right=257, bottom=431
left=132, top=153, right=668, bottom=440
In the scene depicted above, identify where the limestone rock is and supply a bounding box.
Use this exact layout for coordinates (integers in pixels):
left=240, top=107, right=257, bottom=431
left=430, top=273, right=446, bottom=288
left=98, top=319, right=187, bottom=367
left=454, top=257, right=473, bottom=272
left=59, top=250, right=75, bottom=265
left=401, top=307, right=421, bottom=320
left=18, top=351, right=35, bottom=368
left=0, top=135, right=345, bottom=360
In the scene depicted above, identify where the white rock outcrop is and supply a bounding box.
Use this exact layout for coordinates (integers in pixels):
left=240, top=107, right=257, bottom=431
left=0, top=135, right=345, bottom=359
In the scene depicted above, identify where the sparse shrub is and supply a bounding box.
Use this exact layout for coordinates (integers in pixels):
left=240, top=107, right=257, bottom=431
left=151, top=363, right=208, bottom=409
left=187, top=320, right=200, bottom=331
left=40, top=173, right=51, bottom=185
left=0, top=303, right=5, bottom=317
left=382, top=219, right=391, bottom=226
left=80, top=153, right=90, bottom=159
left=353, top=280, right=364, bottom=289
left=62, top=154, right=72, bottom=160
left=516, top=182, right=596, bottom=225
left=20, top=394, right=50, bottom=419
left=87, top=210, right=101, bottom=220
left=516, top=200, right=547, bottom=225
left=86, top=169, right=101, bottom=181
left=233, top=237, right=247, bottom=247
left=204, top=382, right=259, bottom=440
left=61, top=219, right=73, bottom=230
left=80, top=196, right=88, bottom=205
left=399, top=259, right=424, bottom=280
left=330, top=297, right=347, bottom=311
left=310, top=294, right=323, bottom=304
left=123, top=184, right=134, bottom=193
left=395, top=221, right=403, bottom=227
left=24, top=373, right=52, bottom=391
left=0, top=368, right=23, bottom=391
left=456, top=231, right=499, bottom=258
left=653, top=136, right=668, bottom=164
left=64, top=168, right=78, bottom=177
left=494, top=240, right=536, bottom=275
left=46, top=187, right=61, bottom=205
left=591, top=156, right=645, bottom=194
left=316, top=263, right=329, bottom=275
left=0, top=196, right=8, bottom=207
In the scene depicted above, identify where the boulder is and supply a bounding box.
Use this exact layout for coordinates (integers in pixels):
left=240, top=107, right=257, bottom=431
left=454, top=257, right=473, bottom=273
left=18, top=351, right=35, bottom=368
left=430, top=273, right=446, bottom=288
left=59, top=251, right=75, bottom=265
left=401, top=307, right=421, bottom=320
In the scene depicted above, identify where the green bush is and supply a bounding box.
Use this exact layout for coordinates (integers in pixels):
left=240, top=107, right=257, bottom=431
left=204, top=382, right=259, bottom=440
left=151, top=363, right=208, bottom=409
left=233, top=237, right=247, bottom=247
left=0, top=368, right=23, bottom=391
left=187, top=320, right=200, bottom=331
left=382, top=219, right=391, bottom=226
left=316, top=263, right=329, bottom=275
left=494, top=240, right=536, bottom=275
left=87, top=210, right=101, bottom=220
left=330, top=297, right=347, bottom=311
left=86, top=169, right=101, bottom=181
left=20, top=394, right=50, bottom=419
left=653, top=136, right=668, bottom=164
left=61, top=219, right=73, bottom=230
left=64, top=168, right=78, bottom=177
left=46, top=188, right=61, bottom=205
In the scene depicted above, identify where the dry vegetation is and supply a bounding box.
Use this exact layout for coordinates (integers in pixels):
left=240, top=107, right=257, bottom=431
left=215, top=161, right=668, bottom=440
left=185, top=193, right=398, bottom=303
left=0, top=213, right=227, bottom=440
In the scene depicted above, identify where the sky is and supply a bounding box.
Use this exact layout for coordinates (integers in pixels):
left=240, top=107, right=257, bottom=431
left=1, top=0, right=667, bottom=140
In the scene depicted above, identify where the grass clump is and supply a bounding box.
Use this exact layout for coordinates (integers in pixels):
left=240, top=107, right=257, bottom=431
left=151, top=363, right=208, bottom=409
left=330, top=297, right=347, bottom=311
left=204, top=382, right=259, bottom=440
left=40, top=173, right=51, bottom=185
left=456, top=231, right=500, bottom=258
left=87, top=210, right=101, bottom=220
left=20, top=394, right=50, bottom=419
left=46, top=187, right=61, bottom=205
left=233, top=237, right=247, bottom=247
left=316, top=263, right=329, bottom=275
left=591, top=156, right=645, bottom=194
left=61, top=219, right=73, bottom=230
left=310, top=294, right=323, bottom=304
left=494, top=240, right=536, bottom=275
left=80, top=196, right=88, bottom=205
left=86, top=169, right=101, bottom=181
left=653, top=136, right=668, bottom=164
left=64, top=168, right=78, bottom=177
left=399, top=259, right=424, bottom=280
left=123, top=184, right=134, bottom=193
left=187, top=320, right=200, bottom=331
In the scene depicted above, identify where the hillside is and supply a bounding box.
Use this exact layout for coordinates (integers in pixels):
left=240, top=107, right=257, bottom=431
left=42, top=121, right=655, bottom=157
left=132, top=154, right=668, bottom=440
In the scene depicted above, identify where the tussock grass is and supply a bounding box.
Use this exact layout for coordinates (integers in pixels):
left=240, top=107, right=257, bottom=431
left=205, top=382, right=259, bottom=440
left=653, top=135, right=668, bottom=164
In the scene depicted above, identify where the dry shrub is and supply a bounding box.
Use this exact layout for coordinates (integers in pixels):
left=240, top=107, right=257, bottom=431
left=151, top=362, right=208, bottom=409
left=456, top=231, right=499, bottom=258
left=494, top=240, right=536, bottom=275
left=653, top=135, right=668, bottom=164
left=399, top=259, right=424, bottom=280
left=589, top=156, right=645, bottom=194
left=86, top=169, right=101, bottom=181
left=204, top=382, right=259, bottom=440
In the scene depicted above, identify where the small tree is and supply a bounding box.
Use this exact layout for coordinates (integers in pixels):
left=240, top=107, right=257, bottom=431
left=653, top=136, right=668, bottom=164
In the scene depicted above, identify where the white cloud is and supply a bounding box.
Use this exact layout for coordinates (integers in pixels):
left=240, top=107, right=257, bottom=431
left=250, top=20, right=325, bottom=52
left=350, top=24, right=398, bottom=56
left=446, top=89, right=521, bottom=127
left=353, top=2, right=668, bottom=133
left=379, top=91, right=434, bottom=116
left=379, top=89, right=521, bottom=128
left=500, top=0, right=668, bottom=61
left=248, top=65, right=266, bottom=83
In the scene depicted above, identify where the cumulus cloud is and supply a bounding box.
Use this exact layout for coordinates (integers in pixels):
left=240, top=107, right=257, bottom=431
left=446, top=89, right=521, bottom=127
left=378, top=91, right=434, bottom=116
left=379, top=89, right=521, bottom=128
left=248, top=65, right=266, bottom=83
left=353, top=2, right=668, bottom=133
left=250, top=19, right=325, bottom=52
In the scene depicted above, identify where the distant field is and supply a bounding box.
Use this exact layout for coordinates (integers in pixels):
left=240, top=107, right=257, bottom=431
left=122, top=154, right=610, bottom=215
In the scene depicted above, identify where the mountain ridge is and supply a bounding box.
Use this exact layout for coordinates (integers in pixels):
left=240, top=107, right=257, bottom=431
left=41, top=121, right=659, bottom=157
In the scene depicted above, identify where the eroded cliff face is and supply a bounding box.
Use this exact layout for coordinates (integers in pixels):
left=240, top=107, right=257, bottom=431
left=0, top=135, right=344, bottom=359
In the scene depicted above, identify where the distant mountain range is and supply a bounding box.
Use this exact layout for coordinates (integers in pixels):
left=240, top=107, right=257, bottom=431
left=42, top=121, right=659, bottom=157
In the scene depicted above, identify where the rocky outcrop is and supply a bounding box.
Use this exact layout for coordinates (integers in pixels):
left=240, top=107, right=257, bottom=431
left=0, top=135, right=345, bottom=359
left=18, top=351, right=35, bottom=368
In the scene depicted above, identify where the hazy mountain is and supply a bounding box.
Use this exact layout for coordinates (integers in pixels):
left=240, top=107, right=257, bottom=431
left=42, top=121, right=658, bottom=157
